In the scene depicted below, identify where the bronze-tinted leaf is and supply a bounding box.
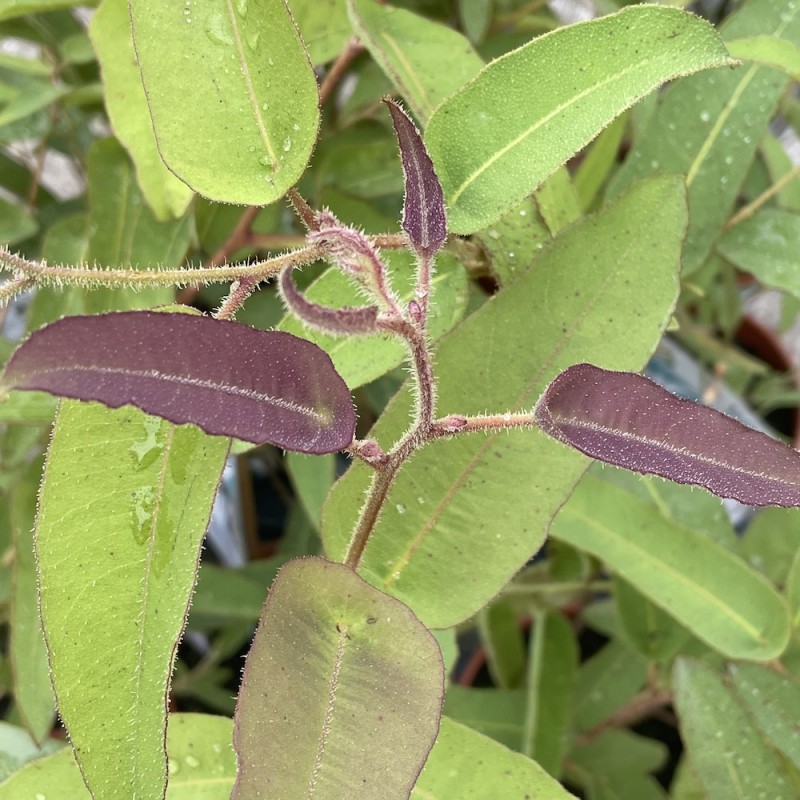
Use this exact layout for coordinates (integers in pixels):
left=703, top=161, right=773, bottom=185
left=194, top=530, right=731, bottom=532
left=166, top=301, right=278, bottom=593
left=0, top=311, right=355, bottom=454
left=385, top=99, right=447, bottom=259
left=232, top=557, right=444, bottom=800
left=535, top=363, right=800, bottom=507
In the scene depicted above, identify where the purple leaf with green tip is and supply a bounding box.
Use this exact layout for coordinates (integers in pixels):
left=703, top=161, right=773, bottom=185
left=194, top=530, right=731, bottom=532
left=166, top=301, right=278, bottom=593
left=385, top=98, right=447, bottom=259
left=278, top=266, right=379, bottom=337
left=0, top=311, right=355, bottom=454
left=535, top=363, right=800, bottom=507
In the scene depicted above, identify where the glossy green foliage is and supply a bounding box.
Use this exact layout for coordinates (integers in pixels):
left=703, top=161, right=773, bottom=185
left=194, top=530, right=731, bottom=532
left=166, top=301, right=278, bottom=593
left=728, top=34, right=800, bottom=80
left=522, top=611, right=577, bottom=777
left=609, top=0, right=800, bottom=274
left=90, top=0, right=194, bottom=220
left=35, top=402, right=229, bottom=800
left=232, top=558, right=443, bottom=800
left=323, top=177, right=686, bottom=627
left=425, top=6, right=733, bottom=233
left=552, top=474, right=790, bottom=660
left=410, top=717, right=577, bottom=800
left=0, top=713, right=236, bottom=798
left=718, top=209, right=800, bottom=297
left=8, top=465, right=54, bottom=745
left=5, top=0, right=800, bottom=796
left=128, top=0, right=320, bottom=205
left=290, top=0, right=350, bottom=66
left=348, top=0, right=484, bottom=123
left=674, top=658, right=796, bottom=798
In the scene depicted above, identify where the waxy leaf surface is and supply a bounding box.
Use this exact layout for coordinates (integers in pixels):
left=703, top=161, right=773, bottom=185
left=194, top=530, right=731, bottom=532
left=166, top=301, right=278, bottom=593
left=0, top=713, right=237, bottom=799
left=35, top=402, right=229, bottom=800
left=232, top=557, right=443, bottom=800
left=323, top=177, right=686, bottom=627
left=385, top=99, right=446, bottom=259
left=424, top=5, right=733, bottom=234
left=90, top=0, right=193, bottom=220
left=0, top=311, right=356, bottom=454
left=551, top=474, right=790, bottom=660
left=717, top=208, right=800, bottom=299
left=607, top=0, right=800, bottom=274
left=411, top=717, right=577, bottom=800
left=536, top=362, right=800, bottom=507
left=348, top=0, right=484, bottom=123
left=674, top=659, right=793, bottom=798
left=128, top=0, right=319, bottom=205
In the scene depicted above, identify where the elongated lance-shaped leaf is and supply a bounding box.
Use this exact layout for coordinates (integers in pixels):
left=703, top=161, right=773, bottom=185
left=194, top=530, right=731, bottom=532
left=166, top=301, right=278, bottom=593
left=278, top=266, right=379, bottom=337
left=35, top=402, right=230, bottom=800
left=424, top=5, right=734, bottom=234
left=232, top=557, right=443, bottom=800
left=536, top=362, right=800, bottom=507
left=384, top=99, right=446, bottom=260
left=0, top=311, right=355, bottom=454
left=128, top=0, right=319, bottom=205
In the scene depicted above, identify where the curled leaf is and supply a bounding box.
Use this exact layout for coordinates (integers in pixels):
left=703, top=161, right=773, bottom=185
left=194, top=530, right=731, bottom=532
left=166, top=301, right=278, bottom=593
left=0, top=311, right=356, bottom=454
left=384, top=99, right=447, bottom=259
left=278, top=266, right=379, bottom=336
left=535, top=363, right=800, bottom=507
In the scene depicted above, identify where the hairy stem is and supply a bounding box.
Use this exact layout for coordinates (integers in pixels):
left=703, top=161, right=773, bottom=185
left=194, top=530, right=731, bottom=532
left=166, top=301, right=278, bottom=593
left=1, top=244, right=325, bottom=292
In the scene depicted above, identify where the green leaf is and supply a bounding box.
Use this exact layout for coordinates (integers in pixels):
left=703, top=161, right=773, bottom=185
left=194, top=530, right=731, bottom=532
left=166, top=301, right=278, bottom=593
left=279, top=250, right=468, bottom=389
left=232, top=557, right=443, bottom=800
left=189, top=563, right=267, bottom=628
left=0, top=196, right=37, bottom=246
left=566, top=729, right=668, bottom=800
left=84, top=138, right=191, bottom=312
left=411, top=717, right=577, bottom=799
left=129, top=0, right=319, bottom=205
left=607, top=0, right=800, bottom=275
left=0, top=0, right=83, bottom=21
left=291, top=0, right=350, bottom=65
left=0, top=713, right=236, bottom=799
left=477, top=600, right=525, bottom=690
left=717, top=209, right=800, bottom=298
left=614, top=575, right=690, bottom=662
left=347, top=0, right=484, bottom=124
left=91, top=0, right=194, bottom=220
left=285, top=451, right=336, bottom=529
left=573, top=639, right=647, bottom=732
left=728, top=34, right=800, bottom=81
left=322, top=176, right=685, bottom=628
left=551, top=475, right=791, bottom=660
left=9, top=466, right=55, bottom=745
left=574, top=114, right=627, bottom=212
left=534, top=167, right=582, bottom=236
left=35, top=402, right=229, bottom=800
left=424, top=5, right=733, bottom=234
left=729, top=661, right=800, bottom=772
left=0, top=722, right=63, bottom=782
left=457, top=0, right=491, bottom=44
left=738, top=507, right=800, bottom=588
left=674, top=658, right=793, bottom=799
left=475, top=196, right=550, bottom=288
left=522, top=610, right=577, bottom=777
left=443, top=687, right=525, bottom=751
left=0, top=81, right=67, bottom=127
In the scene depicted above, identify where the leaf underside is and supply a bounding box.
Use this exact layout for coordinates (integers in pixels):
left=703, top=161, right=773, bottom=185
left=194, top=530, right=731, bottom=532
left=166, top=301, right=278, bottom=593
left=536, top=362, right=800, bottom=507
left=0, top=311, right=356, bottom=454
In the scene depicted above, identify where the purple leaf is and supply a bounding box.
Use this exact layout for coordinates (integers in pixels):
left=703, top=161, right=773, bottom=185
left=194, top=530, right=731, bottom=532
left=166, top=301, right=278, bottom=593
left=535, top=363, right=800, bottom=507
left=0, top=311, right=356, bottom=454
left=278, top=266, right=379, bottom=336
left=385, top=99, right=447, bottom=259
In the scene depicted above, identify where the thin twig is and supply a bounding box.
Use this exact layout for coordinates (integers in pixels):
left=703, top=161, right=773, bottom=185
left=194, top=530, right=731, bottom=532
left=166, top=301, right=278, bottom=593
left=319, top=36, right=364, bottom=108
left=723, top=161, right=800, bottom=232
